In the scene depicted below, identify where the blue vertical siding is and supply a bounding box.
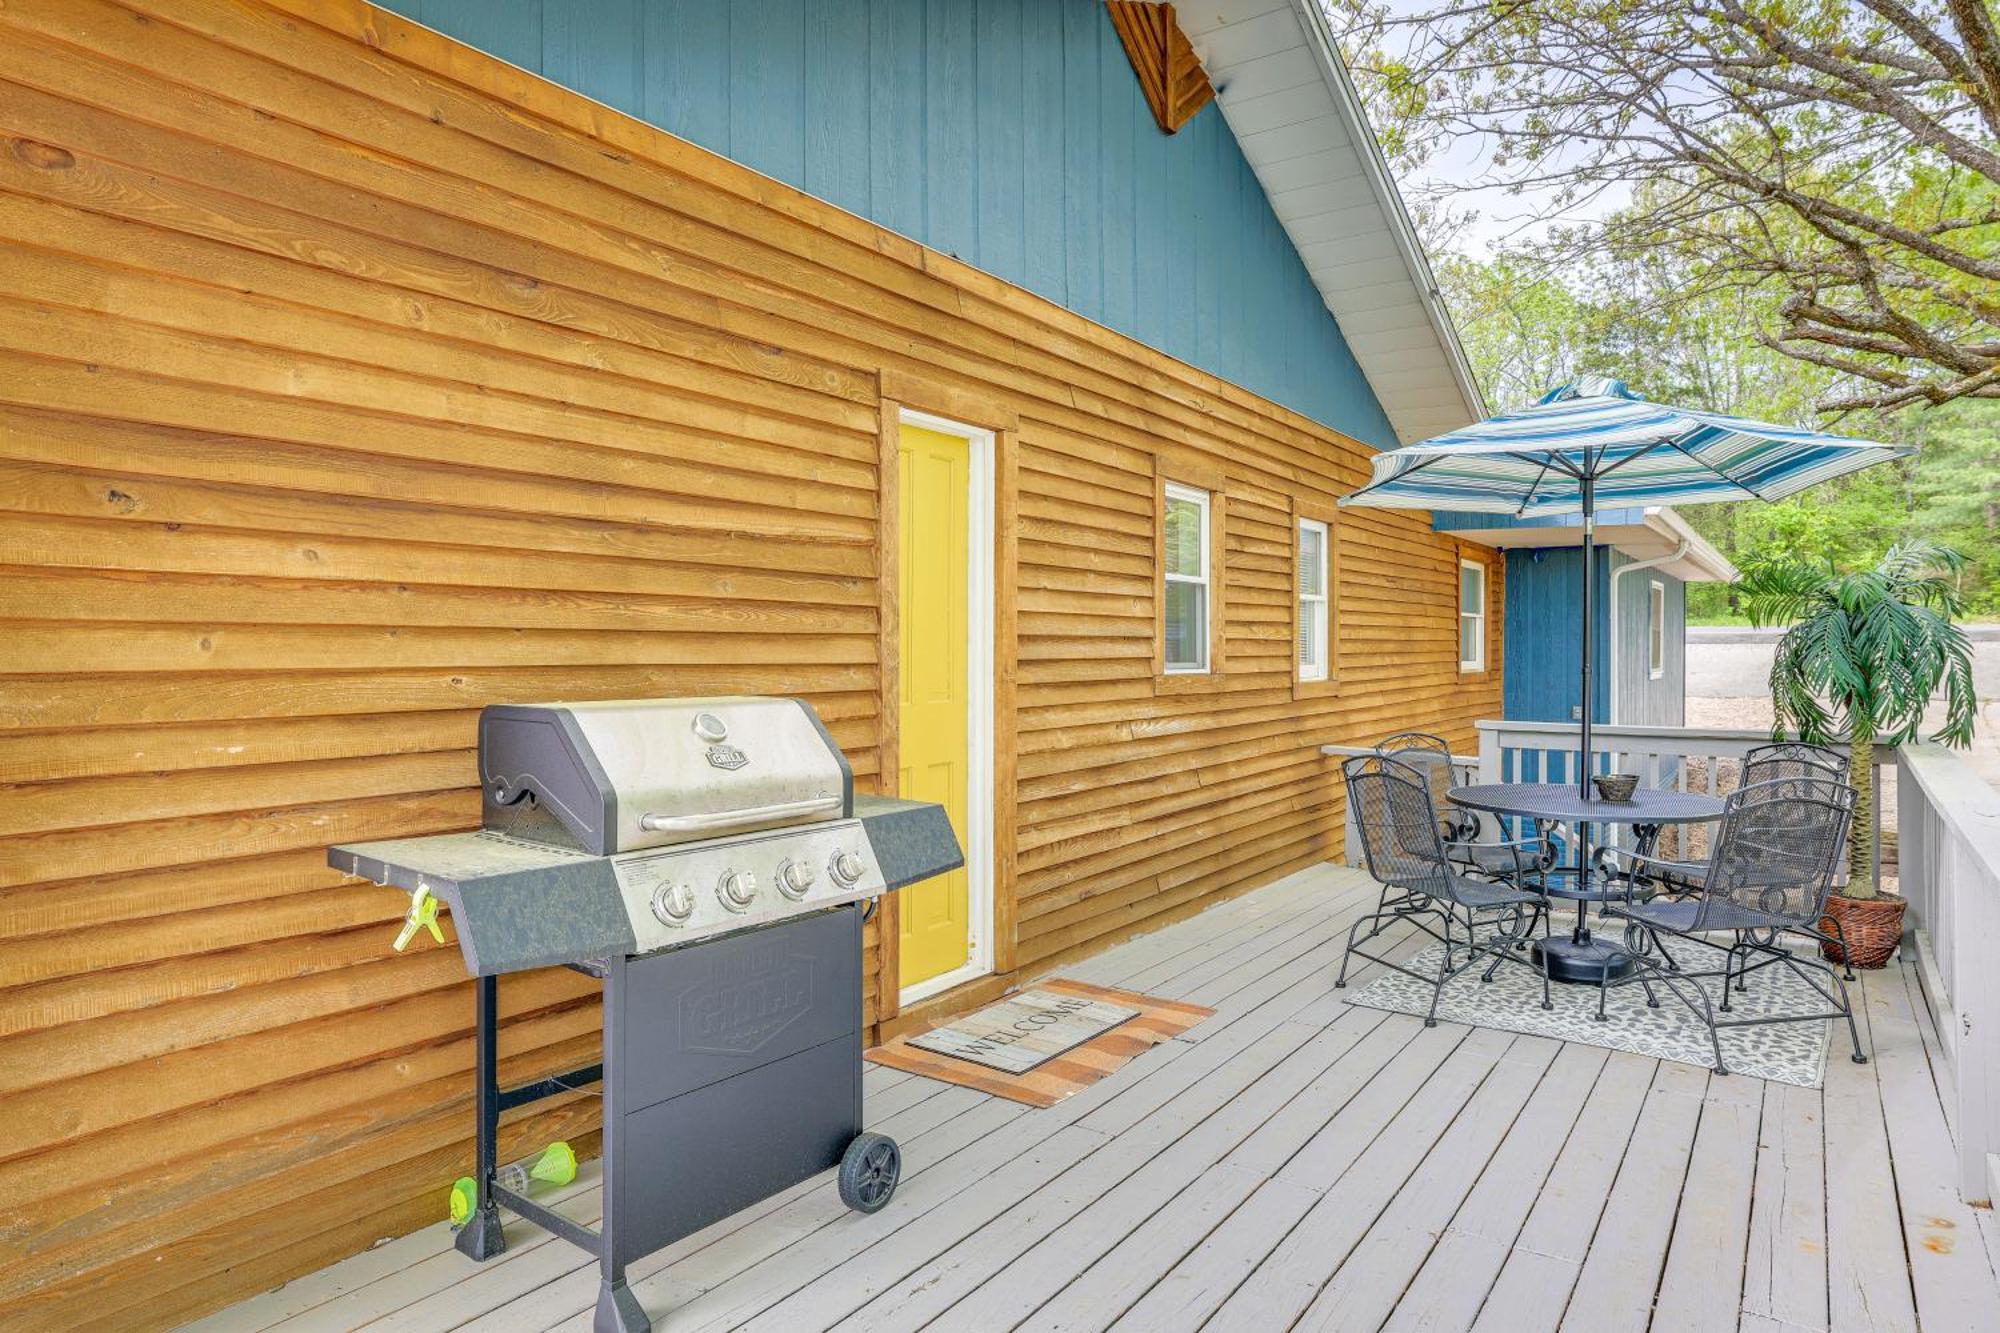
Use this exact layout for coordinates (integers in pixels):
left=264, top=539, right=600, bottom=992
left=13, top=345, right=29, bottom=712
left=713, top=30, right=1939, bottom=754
left=1613, top=565, right=1685, bottom=726
left=1501, top=547, right=1687, bottom=725
left=924, top=0, right=979, bottom=260
left=1061, top=0, right=1103, bottom=324
left=386, top=0, right=1396, bottom=445
left=867, top=0, right=926, bottom=240
left=1502, top=546, right=1600, bottom=724
left=974, top=0, right=1024, bottom=280
left=656, top=1, right=729, bottom=152
left=1132, top=88, right=1169, bottom=351
left=804, top=1, right=871, bottom=214
left=731, top=0, right=807, bottom=183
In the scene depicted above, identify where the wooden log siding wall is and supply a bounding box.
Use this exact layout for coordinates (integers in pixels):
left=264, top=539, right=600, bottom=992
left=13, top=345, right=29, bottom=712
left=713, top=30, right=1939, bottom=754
left=0, top=0, right=1504, bottom=1325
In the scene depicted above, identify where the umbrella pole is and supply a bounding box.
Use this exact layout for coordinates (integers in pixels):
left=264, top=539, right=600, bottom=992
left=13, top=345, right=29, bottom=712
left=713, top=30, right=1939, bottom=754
left=1574, top=481, right=1599, bottom=960
left=1579, top=476, right=1595, bottom=800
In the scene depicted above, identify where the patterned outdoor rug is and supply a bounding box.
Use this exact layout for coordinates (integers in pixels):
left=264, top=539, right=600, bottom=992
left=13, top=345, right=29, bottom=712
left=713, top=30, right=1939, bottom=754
left=867, top=979, right=1213, bottom=1107
left=1343, top=936, right=1837, bottom=1086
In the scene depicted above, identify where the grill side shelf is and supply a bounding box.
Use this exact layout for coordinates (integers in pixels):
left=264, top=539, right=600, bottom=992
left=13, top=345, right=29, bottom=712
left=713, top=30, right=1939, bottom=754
left=855, top=796, right=966, bottom=890
left=328, top=833, right=636, bottom=975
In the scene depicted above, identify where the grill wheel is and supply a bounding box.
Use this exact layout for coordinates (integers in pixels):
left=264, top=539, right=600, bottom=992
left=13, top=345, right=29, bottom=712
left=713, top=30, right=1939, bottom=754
left=838, top=1132, right=901, bottom=1214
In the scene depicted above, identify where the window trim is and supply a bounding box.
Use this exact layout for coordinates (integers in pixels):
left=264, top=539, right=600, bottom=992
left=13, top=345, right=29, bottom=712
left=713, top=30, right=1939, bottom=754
left=1162, top=481, right=1211, bottom=675
left=1153, top=457, right=1226, bottom=694
left=1297, top=518, right=1329, bottom=683
left=1648, top=577, right=1667, bottom=679
left=1292, top=497, right=1340, bottom=699
left=1458, top=555, right=1488, bottom=674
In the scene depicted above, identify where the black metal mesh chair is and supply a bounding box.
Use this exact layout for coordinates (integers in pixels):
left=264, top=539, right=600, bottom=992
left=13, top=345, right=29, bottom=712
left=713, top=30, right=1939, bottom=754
left=1338, top=755, right=1552, bottom=1025
left=1603, top=776, right=1867, bottom=1072
left=1739, top=741, right=1851, bottom=892
left=1376, top=731, right=1552, bottom=880
left=1742, top=741, right=1846, bottom=786
left=1601, top=743, right=1850, bottom=901
left=1376, top=732, right=1475, bottom=834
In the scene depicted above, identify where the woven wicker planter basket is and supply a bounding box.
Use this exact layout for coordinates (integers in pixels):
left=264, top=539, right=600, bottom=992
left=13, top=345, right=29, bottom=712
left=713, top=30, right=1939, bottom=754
left=1819, top=892, right=1907, bottom=969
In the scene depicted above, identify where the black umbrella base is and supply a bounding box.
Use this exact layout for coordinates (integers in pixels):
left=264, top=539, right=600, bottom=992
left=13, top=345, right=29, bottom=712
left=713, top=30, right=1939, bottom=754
left=1533, top=936, right=1638, bottom=985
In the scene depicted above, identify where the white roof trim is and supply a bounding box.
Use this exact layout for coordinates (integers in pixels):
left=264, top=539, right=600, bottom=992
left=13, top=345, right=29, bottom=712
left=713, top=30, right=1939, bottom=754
left=1180, top=0, right=1486, bottom=444
left=1630, top=508, right=1738, bottom=583
left=1446, top=506, right=1740, bottom=583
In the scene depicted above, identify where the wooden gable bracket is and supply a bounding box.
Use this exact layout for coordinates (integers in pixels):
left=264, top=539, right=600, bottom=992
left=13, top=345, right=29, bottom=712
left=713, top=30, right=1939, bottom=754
left=1106, top=2, right=1216, bottom=135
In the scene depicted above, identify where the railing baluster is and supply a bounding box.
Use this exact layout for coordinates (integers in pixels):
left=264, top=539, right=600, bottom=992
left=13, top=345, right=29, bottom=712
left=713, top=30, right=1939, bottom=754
left=1873, top=749, right=1887, bottom=893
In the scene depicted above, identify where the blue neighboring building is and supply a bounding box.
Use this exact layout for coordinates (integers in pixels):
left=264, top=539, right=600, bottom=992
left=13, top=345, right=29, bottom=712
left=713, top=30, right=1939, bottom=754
left=1437, top=507, right=1737, bottom=727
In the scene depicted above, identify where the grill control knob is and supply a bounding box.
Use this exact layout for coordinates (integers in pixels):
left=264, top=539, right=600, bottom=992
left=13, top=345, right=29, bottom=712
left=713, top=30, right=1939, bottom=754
left=777, top=859, right=816, bottom=900
left=718, top=869, right=758, bottom=912
left=651, top=882, right=695, bottom=927
left=829, top=850, right=867, bottom=887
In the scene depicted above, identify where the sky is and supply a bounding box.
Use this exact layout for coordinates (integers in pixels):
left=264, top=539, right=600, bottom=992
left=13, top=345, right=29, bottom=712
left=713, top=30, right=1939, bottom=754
left=1359, top=0, right=1631, bottom=259
left=1398, top=139, right=1633, bottom=259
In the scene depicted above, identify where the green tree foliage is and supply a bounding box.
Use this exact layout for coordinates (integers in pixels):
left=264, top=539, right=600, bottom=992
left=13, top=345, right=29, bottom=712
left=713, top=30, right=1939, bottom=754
left=1339, top=0, right=2000, bottom=411
left=1335, top=0, right=1999, bottom=613
left=1435, top=242, right=2000, bottom=617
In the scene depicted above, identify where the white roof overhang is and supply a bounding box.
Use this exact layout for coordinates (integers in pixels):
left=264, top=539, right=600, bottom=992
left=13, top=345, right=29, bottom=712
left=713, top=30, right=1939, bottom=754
left=1177, top=0, right=1486, bottom=444
left=1447, top=507, right=1740, bottom=583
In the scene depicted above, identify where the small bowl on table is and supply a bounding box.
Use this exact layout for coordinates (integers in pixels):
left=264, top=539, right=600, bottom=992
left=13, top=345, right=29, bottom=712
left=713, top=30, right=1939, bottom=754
left=1593, top=774, right=1639, bottom=803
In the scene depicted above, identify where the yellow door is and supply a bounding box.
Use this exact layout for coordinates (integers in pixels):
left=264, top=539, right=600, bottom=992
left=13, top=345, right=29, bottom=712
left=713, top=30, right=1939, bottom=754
left=898, top=423, right=973, bottom=991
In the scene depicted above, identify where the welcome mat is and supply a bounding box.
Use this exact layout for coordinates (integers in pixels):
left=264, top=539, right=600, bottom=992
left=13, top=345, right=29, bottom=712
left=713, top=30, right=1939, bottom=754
left=908, top=988, right=1141, bottom=1073
left=1343, top=939, right=1834, bottom=1087
left=867, top=979, right=1213, bottom=1107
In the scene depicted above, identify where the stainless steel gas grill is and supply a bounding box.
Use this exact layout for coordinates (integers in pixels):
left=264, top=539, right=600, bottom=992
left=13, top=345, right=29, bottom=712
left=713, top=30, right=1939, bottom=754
left=328, top=697, right=962, bottom=1333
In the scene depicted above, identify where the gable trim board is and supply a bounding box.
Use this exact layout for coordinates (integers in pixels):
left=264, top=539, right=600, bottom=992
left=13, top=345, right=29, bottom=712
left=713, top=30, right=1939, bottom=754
left=1107, top=1, right=1216, bottom=134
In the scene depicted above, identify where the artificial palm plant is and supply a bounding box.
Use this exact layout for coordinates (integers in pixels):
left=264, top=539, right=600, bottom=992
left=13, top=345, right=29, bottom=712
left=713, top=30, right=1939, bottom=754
left=1738, top=540, right=1977, bottom=900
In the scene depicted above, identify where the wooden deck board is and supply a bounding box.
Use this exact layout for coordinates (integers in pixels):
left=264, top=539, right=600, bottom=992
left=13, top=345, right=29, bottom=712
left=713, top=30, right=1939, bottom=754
left=1865, top=961, right=2000, bottom=1332
left=1465, top=1051, right=1658, bottom=1332
left=1740, top=1080, right=1829, bottom=1332
left=1374, top=1041, right=1610, bottom=1333
left=189, top=863, right=2000, bottom=1333
left=1651, top=1063, right=1765, bottom=1330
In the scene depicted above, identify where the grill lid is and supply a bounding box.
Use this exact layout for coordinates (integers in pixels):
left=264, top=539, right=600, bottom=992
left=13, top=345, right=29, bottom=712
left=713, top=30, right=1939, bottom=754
left=479, top=696, right=852, bottom=856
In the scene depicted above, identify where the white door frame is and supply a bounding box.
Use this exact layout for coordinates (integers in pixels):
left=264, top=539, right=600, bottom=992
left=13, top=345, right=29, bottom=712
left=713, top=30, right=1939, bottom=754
left=897, top=408, right=997, bottom=1007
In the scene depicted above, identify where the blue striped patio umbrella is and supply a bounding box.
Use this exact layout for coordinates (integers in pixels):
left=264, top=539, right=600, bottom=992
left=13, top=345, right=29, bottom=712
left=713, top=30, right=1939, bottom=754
left=1340, top=377, right=1912, bottom=797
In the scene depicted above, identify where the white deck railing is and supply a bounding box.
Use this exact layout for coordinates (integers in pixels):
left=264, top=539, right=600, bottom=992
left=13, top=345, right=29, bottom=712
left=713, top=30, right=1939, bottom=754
left=1474, top=717, right=1771, bottom=789
left=1897, top=742, right=2000, bottom=1203
left=1472, top=719, right=1892, bottom=876
left=1323, top=722, right=1787, bottom=861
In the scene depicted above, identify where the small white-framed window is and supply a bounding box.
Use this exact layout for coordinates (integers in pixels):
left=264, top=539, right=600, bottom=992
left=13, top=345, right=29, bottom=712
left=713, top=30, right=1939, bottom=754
left=1649, top=578, right=1666, bottom=679
left=1458, top=558, right=1486, bottom=672
left=1163, top=482, right=1210, bottom=674
left=1297, top=517, right=1329, bottom=682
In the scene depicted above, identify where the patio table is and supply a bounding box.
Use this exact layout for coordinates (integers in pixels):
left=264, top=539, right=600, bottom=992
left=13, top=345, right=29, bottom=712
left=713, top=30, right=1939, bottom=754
left=1447, top=782, right=1725, bottom=985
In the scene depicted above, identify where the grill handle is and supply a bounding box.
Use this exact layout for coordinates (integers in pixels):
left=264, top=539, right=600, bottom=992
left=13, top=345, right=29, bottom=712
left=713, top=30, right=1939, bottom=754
left=638, top=795, right=844, bottom=838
